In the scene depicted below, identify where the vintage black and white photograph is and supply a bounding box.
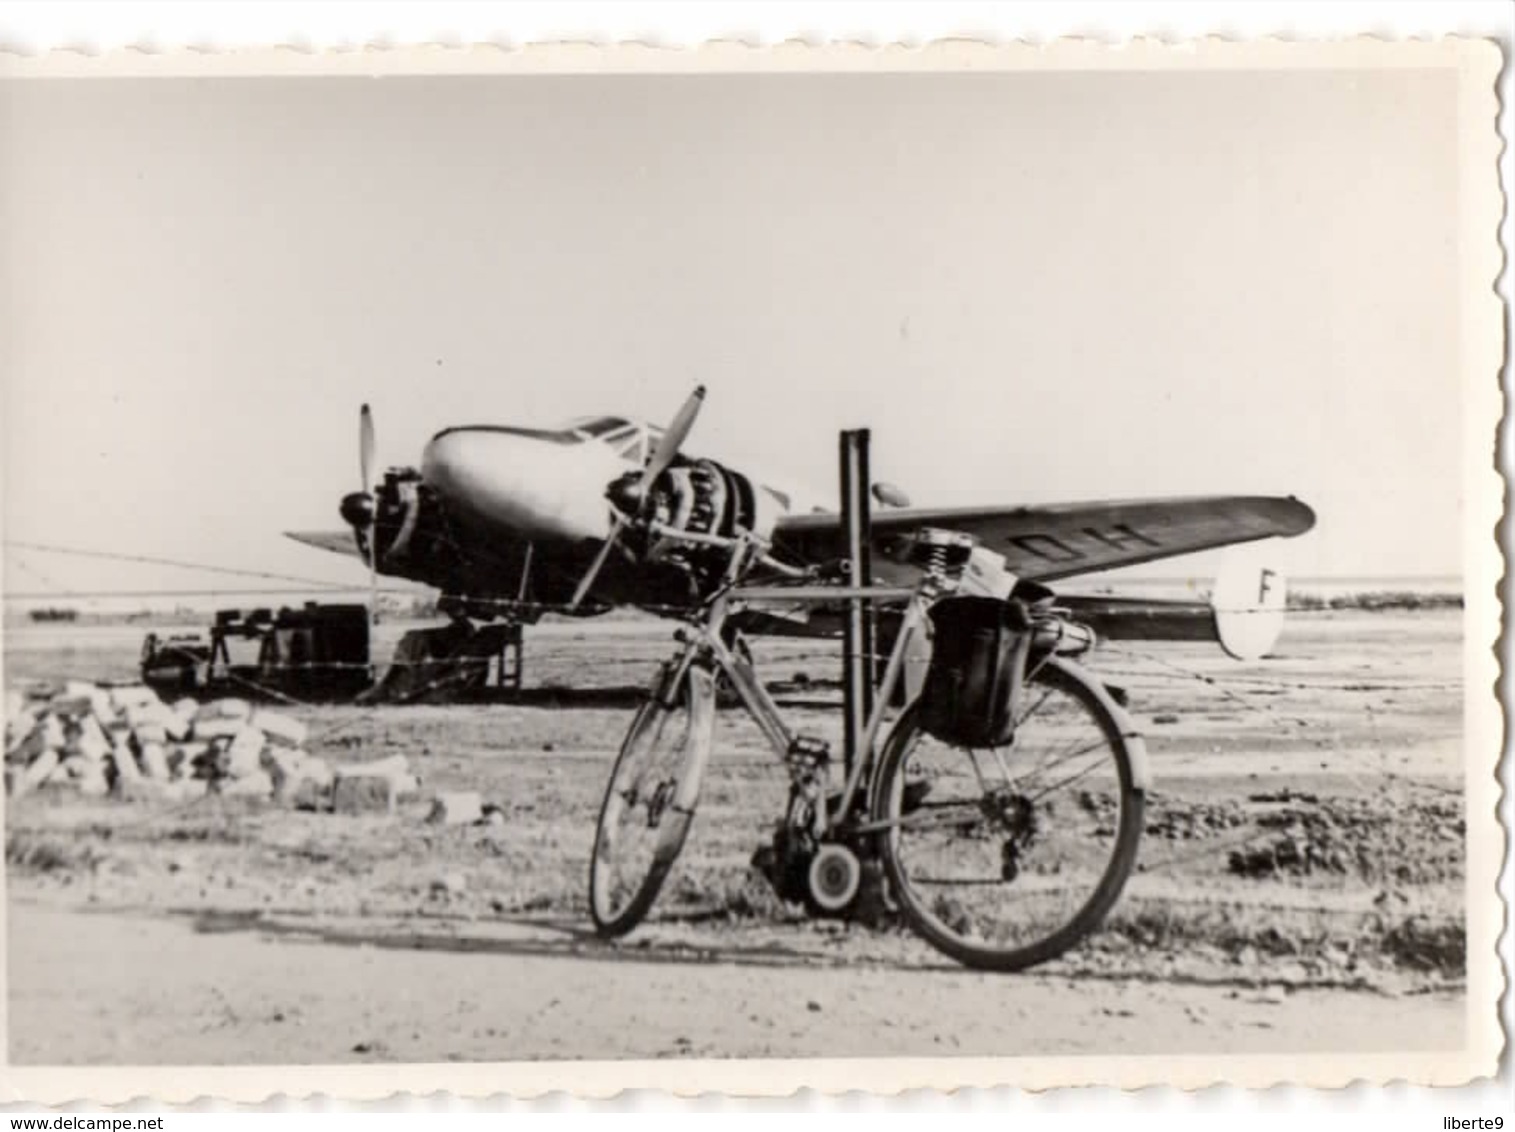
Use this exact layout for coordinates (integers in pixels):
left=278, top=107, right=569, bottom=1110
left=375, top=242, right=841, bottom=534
left=0, top=36, right=1504, bottom=1099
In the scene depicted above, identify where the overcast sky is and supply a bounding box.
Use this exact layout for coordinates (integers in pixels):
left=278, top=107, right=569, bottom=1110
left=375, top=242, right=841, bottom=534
left=2, top=67, right=1473, bottom=600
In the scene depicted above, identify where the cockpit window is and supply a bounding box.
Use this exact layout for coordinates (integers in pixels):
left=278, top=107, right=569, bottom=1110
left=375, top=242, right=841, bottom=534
left=564, top=415, right=632, bottom=439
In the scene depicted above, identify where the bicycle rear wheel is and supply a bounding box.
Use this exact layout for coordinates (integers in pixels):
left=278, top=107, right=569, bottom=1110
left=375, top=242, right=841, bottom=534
left=871, top=655, right=1144, bottom=972
left=589, top=661, right=717, bottom=937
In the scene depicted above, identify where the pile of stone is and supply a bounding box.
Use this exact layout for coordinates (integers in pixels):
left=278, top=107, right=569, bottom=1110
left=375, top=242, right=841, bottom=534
left=4, top=681, right=334, bottom=804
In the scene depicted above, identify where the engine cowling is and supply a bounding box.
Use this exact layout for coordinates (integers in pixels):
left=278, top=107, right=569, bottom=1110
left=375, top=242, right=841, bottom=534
left=608, top=456, right=786, bottom=596
left=347, top=468, right=464, bottom=586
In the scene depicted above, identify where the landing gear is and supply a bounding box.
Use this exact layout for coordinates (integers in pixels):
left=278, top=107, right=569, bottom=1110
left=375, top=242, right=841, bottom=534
left=369, top=606, right=526, bottom=702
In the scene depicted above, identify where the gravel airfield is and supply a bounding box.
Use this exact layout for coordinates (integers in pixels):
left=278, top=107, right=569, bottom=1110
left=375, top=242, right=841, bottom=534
left=3, top=608, right=1470, bottom=1066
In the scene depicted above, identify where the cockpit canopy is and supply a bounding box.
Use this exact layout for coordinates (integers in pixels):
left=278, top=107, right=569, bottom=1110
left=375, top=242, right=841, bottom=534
left=559, top=415, right=665, bottom=462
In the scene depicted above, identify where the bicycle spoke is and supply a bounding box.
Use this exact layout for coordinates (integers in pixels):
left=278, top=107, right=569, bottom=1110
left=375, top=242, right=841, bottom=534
left=876, top=659, right=1142, bottom=972
left=589, top=667, right=715, bottom=936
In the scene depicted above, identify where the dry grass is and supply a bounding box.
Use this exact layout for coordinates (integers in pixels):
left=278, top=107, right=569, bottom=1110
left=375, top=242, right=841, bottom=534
left=4, top=609, right=1466, bottom=987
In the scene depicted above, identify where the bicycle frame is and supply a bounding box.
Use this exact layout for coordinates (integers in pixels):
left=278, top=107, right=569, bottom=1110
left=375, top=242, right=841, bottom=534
left=594, top=522, right=1153, bottom=965
left=654, top=529, right=946, bottom=838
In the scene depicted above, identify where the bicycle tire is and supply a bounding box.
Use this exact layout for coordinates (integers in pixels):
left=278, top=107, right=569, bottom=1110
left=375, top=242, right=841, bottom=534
left=871, top=655, right=1145, bottom=973
left=588, top=661, right=717, bottom=938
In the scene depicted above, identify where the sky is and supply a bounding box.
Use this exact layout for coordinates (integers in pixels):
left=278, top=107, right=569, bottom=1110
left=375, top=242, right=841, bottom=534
left=1, top=65, right=1477, bottom=604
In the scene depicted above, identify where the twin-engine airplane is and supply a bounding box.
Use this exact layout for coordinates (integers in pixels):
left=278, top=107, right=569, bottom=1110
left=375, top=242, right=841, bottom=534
left=286, top=387, right=1316, bottom=669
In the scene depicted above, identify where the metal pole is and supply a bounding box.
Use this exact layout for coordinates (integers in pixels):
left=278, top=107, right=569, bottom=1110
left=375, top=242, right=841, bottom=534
left=838, top=429, right=875, bottom=780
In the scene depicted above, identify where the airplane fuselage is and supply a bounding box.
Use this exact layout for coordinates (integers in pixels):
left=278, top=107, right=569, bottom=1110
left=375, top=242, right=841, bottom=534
left=348, top=413, right=830, bottom=621
left=422, top=426, right=629, bottom=544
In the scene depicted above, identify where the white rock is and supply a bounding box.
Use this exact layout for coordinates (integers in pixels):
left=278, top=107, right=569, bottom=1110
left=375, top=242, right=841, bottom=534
left=5, top=709, right=40, bottom=759
left=71, top=730, right=112, bottom=764
left=36, top=715, right=66, bottom=752
left=218, top=769, right=274, bottom=798
left=250, top=709, right=307, bottom=749
left=191, top=716, right=247, bottom=742
left=132, top=722, right=169, bottom=747
left=216, top=726, right=266, bottom=779
left=194, top=697, right=251, bottom=723
left=168, top=741, right=208, bottom=779
left=428, top=791, right=484, bottom=826
left=329, top=755, right=417, bottom=801
left=333, top=754, right=411, bottom=780
left=125, top=701, right=169, bottom=729
left=300, top=755, right=334, bottom=789
left=109, top=685, right=160, bottom=711
left=160, top=710, right=190, bottom=742
left=125, top=704, right=169, bottom=746
left=48, top=693, right=94, bottom=719
left=261, top=747, right=306, bottom=794
left=171, top=778, right=210, bottom=801
left=42, top=759, right=75, bottom=788
left=90, top=684, right=116, bottom=721
left=17, top=748, right=59, bottom=792
left=114, top=776, right=169, bottom=802
left=67, top=715, right=111, bottom=762
left=332, top=771, right=395, bottom=815
left=109, top=743, right=141, bottom=781
left=138, top=742, right=171, bottom=781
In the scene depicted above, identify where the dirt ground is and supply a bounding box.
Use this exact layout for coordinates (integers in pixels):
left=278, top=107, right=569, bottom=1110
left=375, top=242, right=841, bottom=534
left=3, top=609, right=1470, bottom=1065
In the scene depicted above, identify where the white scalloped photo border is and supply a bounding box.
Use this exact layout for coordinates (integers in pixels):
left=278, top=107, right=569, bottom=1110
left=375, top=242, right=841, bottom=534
left=0, top=21, right=1506, bottom=1111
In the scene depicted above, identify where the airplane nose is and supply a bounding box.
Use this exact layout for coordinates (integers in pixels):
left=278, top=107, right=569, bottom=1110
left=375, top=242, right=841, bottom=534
left=421, top=427, right=617, bottom=542
left=339, top=491, right=374, bottom=529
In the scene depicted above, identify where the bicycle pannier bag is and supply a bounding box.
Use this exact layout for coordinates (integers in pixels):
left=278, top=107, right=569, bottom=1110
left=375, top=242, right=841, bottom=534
left=919, top=596, right=1033, bottom=748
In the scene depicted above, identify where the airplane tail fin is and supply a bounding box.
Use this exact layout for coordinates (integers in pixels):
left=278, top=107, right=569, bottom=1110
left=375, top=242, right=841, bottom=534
left=1209, top=558, right=1287, bottom=661
left=1050, top=556, right=1290, bottom=661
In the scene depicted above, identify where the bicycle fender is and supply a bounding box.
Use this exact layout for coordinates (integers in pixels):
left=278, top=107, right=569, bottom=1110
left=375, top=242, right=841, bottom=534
left=1069, top=664, right=1152, bottom=793
left=674, top=666, right=718, bottom=813
left=651, top=665, right=718, bottom=867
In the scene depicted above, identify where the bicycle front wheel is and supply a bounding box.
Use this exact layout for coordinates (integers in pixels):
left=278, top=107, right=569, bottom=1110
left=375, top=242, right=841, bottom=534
left=872, top=655, right=1144, bottom=972
left=589, top=661, right=717, bottom=938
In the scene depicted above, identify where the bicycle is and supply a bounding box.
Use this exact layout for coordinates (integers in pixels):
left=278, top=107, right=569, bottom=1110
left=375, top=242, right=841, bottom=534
left=587, top=523, right=1151, bottom=972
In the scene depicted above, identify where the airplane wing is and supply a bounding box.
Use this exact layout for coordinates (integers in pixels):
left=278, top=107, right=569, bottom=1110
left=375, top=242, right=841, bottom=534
left=285, top=530, right=363, bottom=559
left=772, top=495, right=1316, bottom=583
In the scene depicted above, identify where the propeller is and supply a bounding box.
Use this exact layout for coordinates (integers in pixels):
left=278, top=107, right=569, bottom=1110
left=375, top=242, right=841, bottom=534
left=569, top=385, right=707, bottom=610
left=359, top=403, right=376, bottom=498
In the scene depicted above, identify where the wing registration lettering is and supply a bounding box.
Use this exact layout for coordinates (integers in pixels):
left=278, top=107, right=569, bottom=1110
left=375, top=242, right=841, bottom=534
left=771, top=495, right=1316, bottom=583
left=1083, top=524, right=1161, bottom=552
left=1007, top=534, right=1083, bottom=563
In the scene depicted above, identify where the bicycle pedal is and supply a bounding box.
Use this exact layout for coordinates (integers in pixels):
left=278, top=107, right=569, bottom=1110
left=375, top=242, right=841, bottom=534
left=787, top=734, right=831, bottom=767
